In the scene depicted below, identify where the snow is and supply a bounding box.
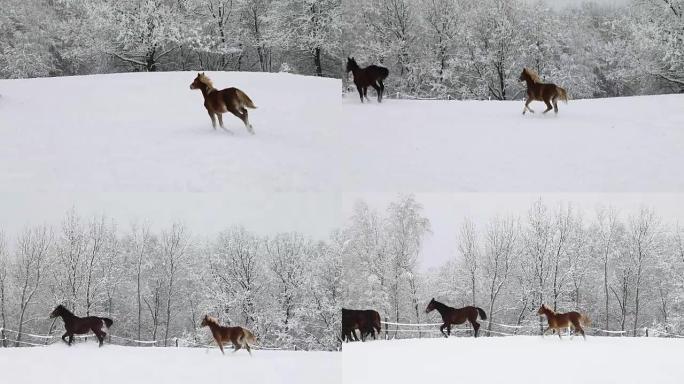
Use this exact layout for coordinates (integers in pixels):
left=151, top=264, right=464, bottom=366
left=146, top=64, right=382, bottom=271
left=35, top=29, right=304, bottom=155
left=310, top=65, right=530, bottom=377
left=1, top=72, right=683, bottom=193
left=0, top=343, right=340, bottom=384
left=342, top=336, right=684, bottom=384
left=0, top=72, right=342, bottom=193
left=340, top=94, right=684, bottom=192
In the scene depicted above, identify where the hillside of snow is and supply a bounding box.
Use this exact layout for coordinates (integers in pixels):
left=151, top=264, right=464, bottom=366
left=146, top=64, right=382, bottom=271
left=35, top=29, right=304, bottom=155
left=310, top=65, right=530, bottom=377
left=0, top=343, right=340, bottom=384
left=342, top=336, right=684, bottom=384
left=1, top=72, right=683, bottom=192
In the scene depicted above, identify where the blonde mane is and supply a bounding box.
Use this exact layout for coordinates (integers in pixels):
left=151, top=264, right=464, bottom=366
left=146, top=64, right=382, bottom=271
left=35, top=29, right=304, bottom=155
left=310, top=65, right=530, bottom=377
left=524, top=68, right=541, bottom=83
left=197, top=73, right=215, bottom=90
left=204, top=315, right=220, bottom=326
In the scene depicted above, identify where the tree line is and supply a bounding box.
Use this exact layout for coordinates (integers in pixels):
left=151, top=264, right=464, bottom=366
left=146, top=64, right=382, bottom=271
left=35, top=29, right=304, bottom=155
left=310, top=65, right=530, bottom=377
left=342, top=197, right=684, bottom=338
left=0, top=210, right=341, bottom=350
left=2, top=0, right=682, bottom=100
left=0, top=0, right=342, bottom=78
left=342, top=0, right=684, bottom=99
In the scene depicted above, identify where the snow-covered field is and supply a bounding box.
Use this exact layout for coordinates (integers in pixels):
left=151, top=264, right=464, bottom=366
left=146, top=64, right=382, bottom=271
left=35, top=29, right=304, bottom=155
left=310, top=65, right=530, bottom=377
left=342, top=336, right=684, bottom=384
left=341, top=95, right=684, bottom=192
left=0, top=72, right=342, bottom=192
left=1, top=72, right=683, bottom=192
left=0, top=343, right=340, bottom=384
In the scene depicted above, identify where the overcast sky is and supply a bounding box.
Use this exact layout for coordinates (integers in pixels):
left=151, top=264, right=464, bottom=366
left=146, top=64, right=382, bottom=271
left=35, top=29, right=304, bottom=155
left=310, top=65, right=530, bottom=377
left=343, top=192, right=684, bottom=270
left=1, top=192, right=682, bottom=270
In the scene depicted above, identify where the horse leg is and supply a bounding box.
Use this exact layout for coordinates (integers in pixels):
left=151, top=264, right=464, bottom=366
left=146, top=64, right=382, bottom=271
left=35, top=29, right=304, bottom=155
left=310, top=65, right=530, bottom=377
left=241, top=108, right=254, bottom=134
left=217, top=113, right=224, bottom=129
left=553, top=96, right=559, bottom=113
left=472, top=321, right=480, bottom=338
left=371, top=82, right=381, bottom=103
left=439, top=324, right=448, bottom=338
left=523, top=99, right=534, bottom=115
left=245, top=343, right=252, bottom=356
left=68, top=334, right=74, bottom=346
left=543, top=98, right=553, bottom=114
left=446, top=325, right=452, bottom=337
left=378, top=80, right=385, bottom=102
left=232, top=342, right=242, bottom=353
left=208, top=111, right=217, bottom=129
left=218, top=341, right=225, bottom=355
left=61, top=332, right=69, bottom=344
left=357, top=86, right=364, bottom=103
left=363, top=86, right=370, bottom=102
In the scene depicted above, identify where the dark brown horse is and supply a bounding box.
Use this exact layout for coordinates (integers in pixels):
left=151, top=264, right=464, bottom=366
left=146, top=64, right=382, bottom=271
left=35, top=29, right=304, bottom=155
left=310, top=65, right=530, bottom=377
left=190, top=73, right=257, bottom=134
left=519, top=68, right=568, bottom=115
left=346, top=57, right=389, bottom=103
left=201, top=315, right=256, bottom=355
left=341, top=308, right=381, bottom=342
left=49, top=305, right=113, bottom=347
left=425, top=298, right=487, bottom=338
left=537, top=304, right=590, bottom=339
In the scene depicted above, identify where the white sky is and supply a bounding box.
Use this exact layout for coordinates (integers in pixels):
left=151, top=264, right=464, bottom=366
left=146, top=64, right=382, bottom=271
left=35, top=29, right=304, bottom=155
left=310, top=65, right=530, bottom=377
left=1, top=192, right=682, bottom=270
left=342, top=193, right=684, bottom=270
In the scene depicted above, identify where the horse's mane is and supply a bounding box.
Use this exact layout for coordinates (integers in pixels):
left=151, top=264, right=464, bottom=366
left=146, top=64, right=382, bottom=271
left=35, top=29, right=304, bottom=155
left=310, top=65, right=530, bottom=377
left=54, top=304, right=74, bottom=316
left=197, top=73, right=215, bottom=90
left=524, top=68, right=541, bottom=83
left=540, top=303, right=555, bottom=314
left=204, top=315, right=220, bottom=326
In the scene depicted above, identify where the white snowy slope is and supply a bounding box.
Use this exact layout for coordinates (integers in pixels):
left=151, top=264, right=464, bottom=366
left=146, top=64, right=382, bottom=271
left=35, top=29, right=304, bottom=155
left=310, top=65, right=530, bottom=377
left=0, top=72, right=682, bottom=192
left=340, top=95, right=684, bottom=192
left=0, top=343, right=340, bottom=384
left=0, top=72, right=342, bottom=193
left=342, top=336, right=684, bottom=384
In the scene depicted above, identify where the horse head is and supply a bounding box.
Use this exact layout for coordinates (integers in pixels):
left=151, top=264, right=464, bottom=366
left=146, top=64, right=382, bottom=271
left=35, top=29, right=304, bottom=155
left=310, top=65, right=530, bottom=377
left=425, top=298, right=436, bottom=313
left=49, top=304, right=67, bottom=319
left=190, top=73, right=213, bottom=91
left=346, top=57, right=357, bottom=73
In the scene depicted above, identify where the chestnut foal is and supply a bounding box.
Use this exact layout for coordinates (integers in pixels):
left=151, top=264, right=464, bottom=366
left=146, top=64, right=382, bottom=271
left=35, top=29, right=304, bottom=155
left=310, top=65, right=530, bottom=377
left=190, top=73, right=257, bottom=134
left=201, top=315, right=256, bottom=355
left=537, top=304, right=590, bottom=339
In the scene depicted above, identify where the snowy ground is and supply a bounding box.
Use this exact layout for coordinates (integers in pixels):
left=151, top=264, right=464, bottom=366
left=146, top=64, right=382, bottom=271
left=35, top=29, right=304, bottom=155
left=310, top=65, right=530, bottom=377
left=0, top=72, right=342, bottom=193
left=1, top=72, right=683, bottom=193
left=0, top=343, right=340, bottom=384
left=342, top=336, right=684, bottom=384
left=341, top=94, right=684, bottom=192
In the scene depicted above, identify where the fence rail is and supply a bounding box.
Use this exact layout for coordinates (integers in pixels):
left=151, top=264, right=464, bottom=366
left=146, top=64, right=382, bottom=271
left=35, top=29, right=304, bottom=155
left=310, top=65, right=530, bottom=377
left=375, top=319, right=684, bottom=340
left=0, top=327, right=287, bottom=350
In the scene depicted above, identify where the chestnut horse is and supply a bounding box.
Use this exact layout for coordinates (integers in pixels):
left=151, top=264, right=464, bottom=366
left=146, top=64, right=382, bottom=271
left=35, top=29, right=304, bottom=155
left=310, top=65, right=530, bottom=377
left=425, top=298, right=487, bottom=338
left=341, top=308, right=381, bottom=342
left=201, top=315, right=256, bottom=355
left=346, top=57, right=389, bottom=103
left=519, top=68, right=568, bottom=115
left=49, top=305, right=113, bottom=347
left=537, top=304, right=590, bottom=339
left=189, top=73, right=257, bottom=134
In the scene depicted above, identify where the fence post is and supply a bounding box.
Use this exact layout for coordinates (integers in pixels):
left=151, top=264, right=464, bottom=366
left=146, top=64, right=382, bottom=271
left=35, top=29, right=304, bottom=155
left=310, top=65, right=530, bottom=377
left=645, top=328, right=649, bottom=337
left=384, top=317, right=388, bottom=340
left=175, top=338, right=179, bottom=347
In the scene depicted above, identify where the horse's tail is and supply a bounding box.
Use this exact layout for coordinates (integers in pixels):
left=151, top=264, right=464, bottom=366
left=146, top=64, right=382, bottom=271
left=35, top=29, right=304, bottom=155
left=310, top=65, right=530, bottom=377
left=476, top=307, right=487, bottom=321
left=580, top=314, right=591, bottom=327
left=102, top=318, right=113, bottom=329
left=379, top=67, right=389, bottom=80
left=372, top=311, right=382, bottom=335
left=236, top=89, right=257, bottom=109
left=556, top=86, right=568, bottom=103
left=241, top=327, right=256, bottom=345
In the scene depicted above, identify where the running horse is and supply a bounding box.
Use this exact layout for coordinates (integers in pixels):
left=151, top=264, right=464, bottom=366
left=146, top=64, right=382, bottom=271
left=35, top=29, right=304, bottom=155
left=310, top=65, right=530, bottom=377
left=519, top=68, right=568, bottom=115
left=346, top=57, right=389, bottom=103
left=49, top=305, right=113, bottom=347
left=537, top=304, right=590, bottom=339
left=201, top=315, right=256, bottom=355
left=425, top=298, right=487, bottom=338
left=341, top=308, right=381, bottom=342
left=189, top=73, right=257, bottom=134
